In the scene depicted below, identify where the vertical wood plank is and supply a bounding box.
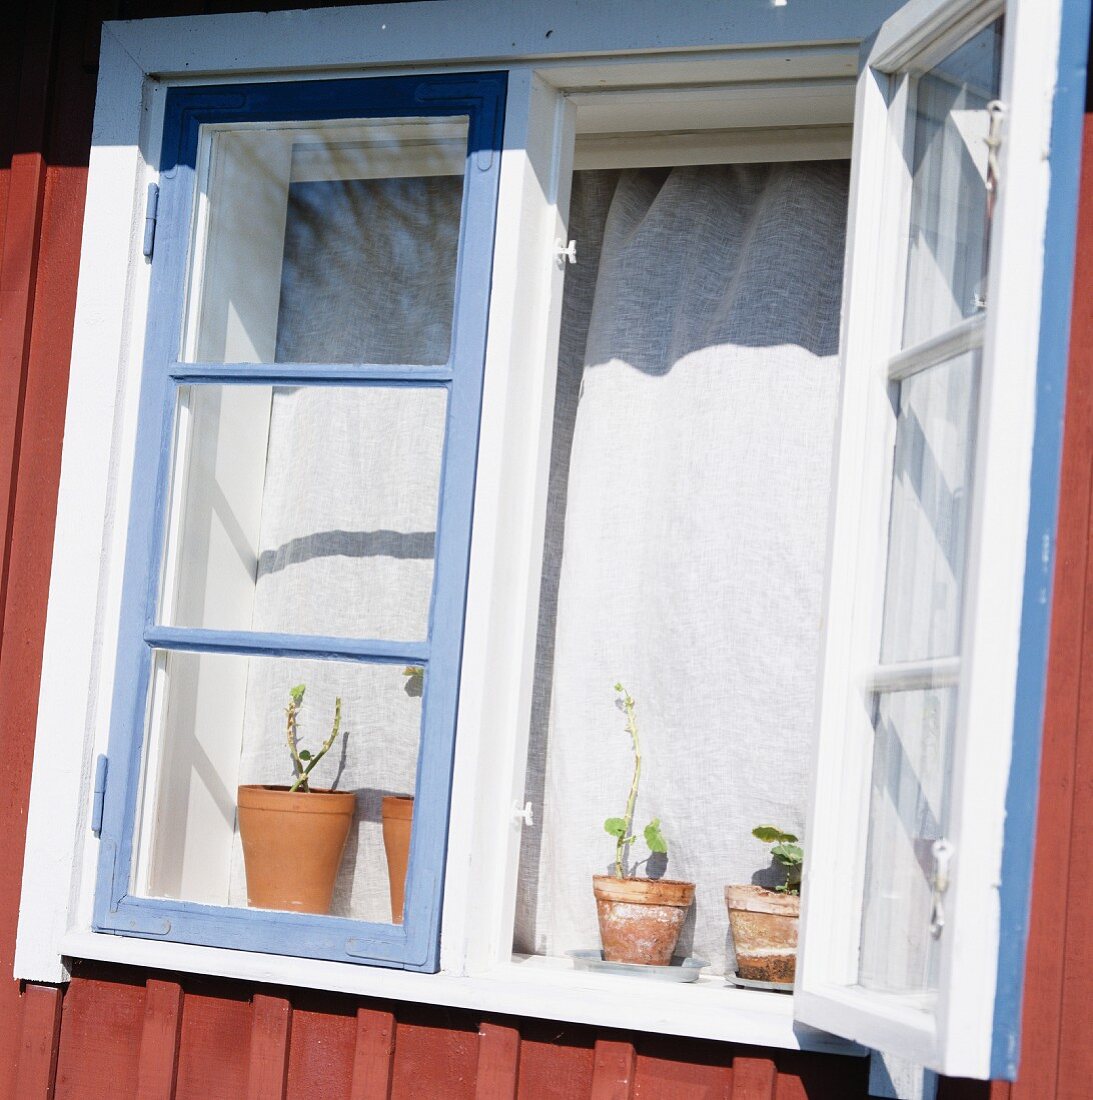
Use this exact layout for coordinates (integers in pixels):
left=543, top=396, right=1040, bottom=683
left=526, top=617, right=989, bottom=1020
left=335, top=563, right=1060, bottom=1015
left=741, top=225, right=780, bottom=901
left=135, top=979, right=183, bottom=1100
left=14, top=983, right=62, bottom=1099
left=590, top=1039, right=635, bottom=1100
left=1012, top=113, right=1093, bottom=1100
left=246, top=993, right=291, bottom=1100
left=730, top=1056, right=775, bottom=1100
left=350, top=1007, right=395, bottom=1100
left=475, top=1022, right=520, bottom=1099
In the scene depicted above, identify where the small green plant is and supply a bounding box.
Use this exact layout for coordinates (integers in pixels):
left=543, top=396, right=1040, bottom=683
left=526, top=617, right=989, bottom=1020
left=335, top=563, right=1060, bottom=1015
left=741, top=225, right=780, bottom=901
left=285, top=684, right=343, bottom=793
left=603, top=683, right=668, bottom=879
left=752, top=825, right=803, bottom=895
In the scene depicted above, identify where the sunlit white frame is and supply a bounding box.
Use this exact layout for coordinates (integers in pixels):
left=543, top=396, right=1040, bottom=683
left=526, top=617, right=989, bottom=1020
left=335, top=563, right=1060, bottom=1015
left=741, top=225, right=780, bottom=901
left=797, top=0, right=1063, bottom=1079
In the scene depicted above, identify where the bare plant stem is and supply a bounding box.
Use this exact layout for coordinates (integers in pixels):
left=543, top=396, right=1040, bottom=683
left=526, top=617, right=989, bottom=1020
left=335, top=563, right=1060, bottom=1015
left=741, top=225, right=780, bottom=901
left=289, top=696, right=343, bottom=793
left=615, top=687, right=641, bottom=879
left=286, top=696, right=306, bottom=787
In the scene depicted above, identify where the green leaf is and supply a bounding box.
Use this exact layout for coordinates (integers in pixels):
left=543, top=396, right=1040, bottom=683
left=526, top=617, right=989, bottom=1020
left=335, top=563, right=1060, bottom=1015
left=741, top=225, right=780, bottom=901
left=298, top=750, right=312, bottom=761
left=289, top=684, right=306, bottom=705
left=772, top=842, right=804, bottom=866
left=604, top=817, right=627, bottom=838
left=613, top=682, right=623, bottom=692
left=752, top=825, right=797, bottom=844
left=644, top=818, right=668, bottom=853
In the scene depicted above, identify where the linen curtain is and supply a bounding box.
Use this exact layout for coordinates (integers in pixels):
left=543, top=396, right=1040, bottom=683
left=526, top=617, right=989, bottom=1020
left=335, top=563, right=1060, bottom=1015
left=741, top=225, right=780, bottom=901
left=514, top=162, right=850, bottom=974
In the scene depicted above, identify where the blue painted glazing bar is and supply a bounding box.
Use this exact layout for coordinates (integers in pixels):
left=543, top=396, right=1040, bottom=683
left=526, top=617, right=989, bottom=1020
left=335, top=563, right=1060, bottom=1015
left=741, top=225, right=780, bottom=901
left=169, top=362, right=453, bottom=385
left=144, top=626, right=429, bottom=665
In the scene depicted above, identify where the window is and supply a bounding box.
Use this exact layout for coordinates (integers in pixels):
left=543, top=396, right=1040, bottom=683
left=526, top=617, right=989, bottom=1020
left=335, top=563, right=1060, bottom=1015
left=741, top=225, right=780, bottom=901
left=15, top=0, right=1076, bottom=1081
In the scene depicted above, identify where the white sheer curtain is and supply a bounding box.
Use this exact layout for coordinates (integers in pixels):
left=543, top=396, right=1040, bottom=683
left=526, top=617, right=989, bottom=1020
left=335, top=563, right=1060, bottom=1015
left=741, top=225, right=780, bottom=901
left=515, top=162, right=850, bottom=973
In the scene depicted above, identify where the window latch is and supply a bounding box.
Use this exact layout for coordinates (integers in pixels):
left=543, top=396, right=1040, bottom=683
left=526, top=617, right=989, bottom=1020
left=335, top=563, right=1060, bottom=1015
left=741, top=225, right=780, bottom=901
left=984, top=100, right=1006, bottom=194
left=555, top=239, right=577, bottom=266
left=929, top=838, right=953, bottom=938
left=511, top=800, right=534, bottom=828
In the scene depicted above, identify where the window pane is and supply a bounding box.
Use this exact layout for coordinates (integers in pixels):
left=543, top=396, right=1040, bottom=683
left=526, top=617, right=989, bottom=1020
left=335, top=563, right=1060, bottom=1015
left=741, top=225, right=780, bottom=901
left=159, top=384, right=446, bottom=641
left=859, top=686, right=956, bottom=995
left=901, top=19, right=1003, bottom=349
left=132, top=650, right=423, bottom=925
left=183, top=117, right=467, bottom=365
left=879, top=351, right=979, bottom=663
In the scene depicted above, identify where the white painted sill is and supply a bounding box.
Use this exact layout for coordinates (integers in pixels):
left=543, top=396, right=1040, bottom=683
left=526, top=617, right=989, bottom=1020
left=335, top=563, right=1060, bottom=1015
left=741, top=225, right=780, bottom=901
left=59, top=930, right=862, bottom=1056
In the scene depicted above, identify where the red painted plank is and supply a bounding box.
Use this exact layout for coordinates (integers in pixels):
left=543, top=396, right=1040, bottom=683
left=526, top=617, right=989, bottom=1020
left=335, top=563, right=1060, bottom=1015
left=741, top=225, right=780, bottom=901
left=591, top=1039, right=636, bottom=1100
left=475, top=1022, right=520, bottom=1099
left=14, top=983, right=62, bottom=1099
left=136, top=979, right=184, bottom=1100
left=1012, top=113, right=1093, bottom=1100
left=54, top=966, right=144, bottom=1099
left=174, top=976, right=252, bottom=1100
left=516, top=1021, right=596, bottom=1100
left=729, top=1057, right=775, bottom=1100
left=387, top=1011, right=477, bottom=1100
left=350, top=1008, right=395, bottom=1100
left=247, top=992, right=292, bottom=1100
left=284, top=992, right=356, bottom=1100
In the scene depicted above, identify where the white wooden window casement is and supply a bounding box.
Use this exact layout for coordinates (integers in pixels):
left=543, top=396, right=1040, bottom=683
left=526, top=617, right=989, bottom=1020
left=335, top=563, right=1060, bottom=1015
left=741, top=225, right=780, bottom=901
left=796, top=0, right=1068, bottom=1080
left=13, top=0, right=1077, bottom=1080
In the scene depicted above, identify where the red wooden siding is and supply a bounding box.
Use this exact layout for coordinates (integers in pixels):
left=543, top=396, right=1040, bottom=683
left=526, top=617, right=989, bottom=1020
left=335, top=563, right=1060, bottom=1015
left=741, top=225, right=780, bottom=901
left=0, top=1, right=1088, bottom=1096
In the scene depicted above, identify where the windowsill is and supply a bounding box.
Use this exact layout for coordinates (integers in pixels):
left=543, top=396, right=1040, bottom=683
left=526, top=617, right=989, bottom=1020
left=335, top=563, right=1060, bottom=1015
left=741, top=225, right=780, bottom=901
left=58, top=930, right=862, bottom=1055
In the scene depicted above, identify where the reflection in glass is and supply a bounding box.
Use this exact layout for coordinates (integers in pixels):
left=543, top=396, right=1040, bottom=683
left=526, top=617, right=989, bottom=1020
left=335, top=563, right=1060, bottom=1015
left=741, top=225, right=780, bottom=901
left=859, top=687, right=955, bottom=994
left=160, top=384, right=446, bottom=641
left=879, top=352, right=980, bottom=663
left=184, top=116, right=468, bottom=365
left=902, top=19, right=1003, bottom=348
left=133, top=650, right=423, bottom=925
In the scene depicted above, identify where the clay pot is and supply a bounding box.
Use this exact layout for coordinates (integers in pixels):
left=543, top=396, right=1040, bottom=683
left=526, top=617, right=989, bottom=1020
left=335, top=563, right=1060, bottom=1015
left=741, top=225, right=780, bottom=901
left=592, top=874, right=696, bottom=965
left=237, top=784, right=355, bottom=915
left=725, top=884, right=800, bottom=983
left=381, top=795, right=414, bottom=924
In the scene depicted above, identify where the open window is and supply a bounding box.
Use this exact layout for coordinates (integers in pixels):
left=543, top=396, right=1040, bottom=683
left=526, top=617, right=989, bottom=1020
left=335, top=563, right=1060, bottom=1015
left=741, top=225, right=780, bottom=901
left=16, top=0, right=1072, bottom=1079
left=795, top=0, right=1059, bottom=1078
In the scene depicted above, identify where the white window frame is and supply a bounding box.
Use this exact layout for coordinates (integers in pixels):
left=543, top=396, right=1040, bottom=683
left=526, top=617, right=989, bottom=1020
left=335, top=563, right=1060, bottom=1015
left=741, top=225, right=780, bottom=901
left=796, top=0, right=1065, bottom=1080
left=12, top=0, right=1074, bottom=1071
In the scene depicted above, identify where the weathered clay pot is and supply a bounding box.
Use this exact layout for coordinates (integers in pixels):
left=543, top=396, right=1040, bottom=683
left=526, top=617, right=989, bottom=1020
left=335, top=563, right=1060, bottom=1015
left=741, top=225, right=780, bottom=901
left=237, top=784, right=355, bottom=915
left=382, top=795, right=414, bottom=924
left=725, top=884, right=800, bottom=983
left=593, top=875, right=696, bottom=965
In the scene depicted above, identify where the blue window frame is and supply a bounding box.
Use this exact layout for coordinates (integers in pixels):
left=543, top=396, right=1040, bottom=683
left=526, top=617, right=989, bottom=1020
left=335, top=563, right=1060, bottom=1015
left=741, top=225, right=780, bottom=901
left=93, top=72, right=506, bottom=972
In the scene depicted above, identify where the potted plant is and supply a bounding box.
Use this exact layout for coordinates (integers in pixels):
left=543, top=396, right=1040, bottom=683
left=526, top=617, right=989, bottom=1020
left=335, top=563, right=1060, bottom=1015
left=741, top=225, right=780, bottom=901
left=592, top=683, right=695, bottom=966
left=725, top=825, right=803, bottom=984
left=237, top=684, right=355, bottom=915
left=379, top=666, right=422, bottom=924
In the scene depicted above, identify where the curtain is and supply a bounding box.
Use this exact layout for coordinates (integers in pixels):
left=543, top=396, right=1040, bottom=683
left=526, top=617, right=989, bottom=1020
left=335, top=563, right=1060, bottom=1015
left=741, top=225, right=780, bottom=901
left=514, top=162, right=850, bottom=974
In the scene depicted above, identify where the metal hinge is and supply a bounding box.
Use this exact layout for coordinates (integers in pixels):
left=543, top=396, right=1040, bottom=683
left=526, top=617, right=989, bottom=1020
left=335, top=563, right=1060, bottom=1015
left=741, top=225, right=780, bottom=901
left=142, top=182, right=160, bottom=259
left=91, top=754, right=108, bottom=836
left=929, top=838, right=953, bottom=938
left=984, top=100, right=1006, bottom=194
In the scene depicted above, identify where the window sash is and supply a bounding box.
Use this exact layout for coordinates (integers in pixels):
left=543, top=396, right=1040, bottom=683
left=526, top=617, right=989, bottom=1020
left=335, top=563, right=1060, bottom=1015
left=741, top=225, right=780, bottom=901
left=92, top=72, right=506, bottom=972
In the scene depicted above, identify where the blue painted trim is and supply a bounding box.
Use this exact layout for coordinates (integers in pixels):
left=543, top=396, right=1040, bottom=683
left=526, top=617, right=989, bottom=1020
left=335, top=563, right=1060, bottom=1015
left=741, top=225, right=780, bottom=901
left=990, top=0, right=1091, bottom=1079
left=169, top=363, right=453, bottom=384
left=94, top=71, right=506, bottom=974
left=144, top=627, right=429, bottom=665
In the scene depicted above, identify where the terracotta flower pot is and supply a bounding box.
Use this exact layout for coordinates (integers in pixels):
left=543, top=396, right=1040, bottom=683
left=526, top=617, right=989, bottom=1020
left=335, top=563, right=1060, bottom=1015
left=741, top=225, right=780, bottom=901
left=381, top=795, right=414, bottom=924
left=237, top=784, right=355, bottom=915
left=592, top=874, right=696, bottom=965
left=725, top=884, right=800, bottom=983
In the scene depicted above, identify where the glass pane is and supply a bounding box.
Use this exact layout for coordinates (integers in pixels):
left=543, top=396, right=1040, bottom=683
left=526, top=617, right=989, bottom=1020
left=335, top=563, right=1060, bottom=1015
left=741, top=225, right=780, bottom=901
left=879, top=351, right=979, bottom=663
left=183, top=116, right=467, bottom=365
left=901, top=19, right=1003, bottom=348
left=132, top=650, right=423, bottom=925
left=859, top=686, right=956, bottom=994
left=159, top=384, right=446, bottom=641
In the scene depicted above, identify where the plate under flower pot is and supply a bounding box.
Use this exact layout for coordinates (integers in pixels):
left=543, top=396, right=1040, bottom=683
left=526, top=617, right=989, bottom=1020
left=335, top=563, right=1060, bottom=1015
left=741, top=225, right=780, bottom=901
left=567, top=949, right=708, bottom=982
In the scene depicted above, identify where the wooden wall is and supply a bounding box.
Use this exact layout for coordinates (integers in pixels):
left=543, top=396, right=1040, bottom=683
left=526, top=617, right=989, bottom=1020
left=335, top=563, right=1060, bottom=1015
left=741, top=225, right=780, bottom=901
left=0, top=1, right=1085, bottom=1096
